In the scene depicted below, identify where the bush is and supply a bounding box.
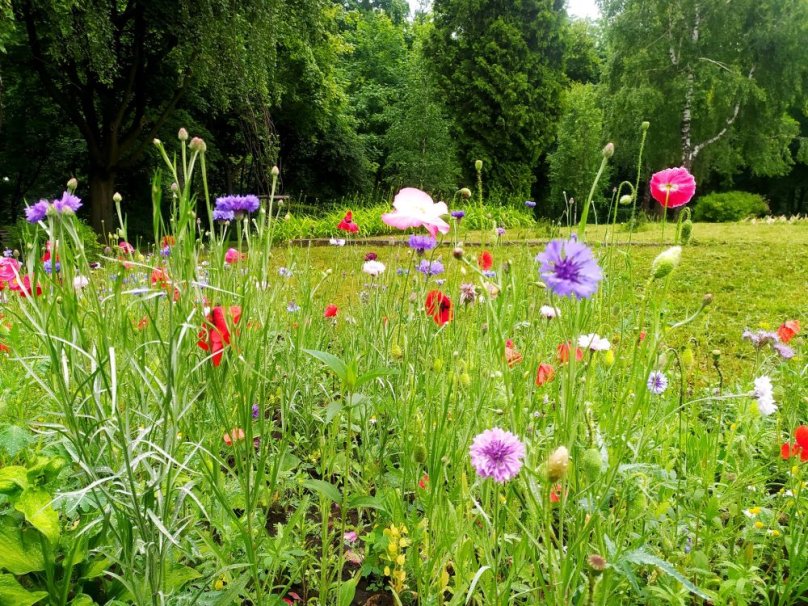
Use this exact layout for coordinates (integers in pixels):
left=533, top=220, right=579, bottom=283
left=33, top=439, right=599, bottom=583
left=692, top=191, right=769, bottom=222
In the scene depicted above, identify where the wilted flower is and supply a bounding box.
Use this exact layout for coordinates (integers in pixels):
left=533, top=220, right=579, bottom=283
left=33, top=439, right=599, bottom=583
left=459, top=282, right=477, bottom=304
left=557, top=342, right=584, bottom=364
left=753, top=376, right=777, bottom=416
left=647, top=371, right=668, bottom=395
left=505, top=339, right=523, bottom=368
left=469, top=428, right=525, bottom=483
left=382, top=188, right=450, bottom=237
left=536, top=237, right=603, bottom=299
left=650, top=167, right=696, bottom=208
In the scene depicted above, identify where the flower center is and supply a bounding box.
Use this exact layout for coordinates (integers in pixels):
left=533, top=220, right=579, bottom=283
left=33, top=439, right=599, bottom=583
left=553, top=257, right=580, bottom=282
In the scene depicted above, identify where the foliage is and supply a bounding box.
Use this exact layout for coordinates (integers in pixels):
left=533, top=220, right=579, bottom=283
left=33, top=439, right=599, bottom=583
left=692, top=191, right=769, bottom=222
left=5, top=217, right=104, bottom=261
left=547, top=82, right=611, bottom=218
left=426, top=0, right=568, bottom=195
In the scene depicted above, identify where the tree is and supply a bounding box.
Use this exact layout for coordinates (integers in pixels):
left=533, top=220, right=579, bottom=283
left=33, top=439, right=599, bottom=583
left=426, top=0, right=567, bottom=196
left=10, top=0, right=283, bottom=232
left=600, top=0, right=808, bottom=182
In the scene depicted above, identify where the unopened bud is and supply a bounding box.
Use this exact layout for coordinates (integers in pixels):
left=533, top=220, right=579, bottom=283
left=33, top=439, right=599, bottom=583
left=581, top=447, right=603, bottom=481
left=474, top=159, right=483, bottom=172
left=641, top=121, right=650, bottom=131
left=271, top=165, right=280, bottom=177
left=67, top=177, right=78, bottom=192
left=651, top=246, right=682, bottom=279
left=413, top=444, right=427, bottom=464
left=178, top=127, right=189, bottom=141
left=711, top=349, right=721, bottom=360
left=153, top=138, right=161, bottom=146
left=189, top=137, right=206, bottom=153
left=702, top=293, right=713, bottom=306
left=602, top=142, right=615, bottom=158
left=459, top=187, right=472, bottom=199
left=547, top=446, right=569, bottom=481
left=171, top=182, right=179, bottom=192
left=452, top=247, right=464, bottom=259
left=680, top=219, right=693, bottom=244
left=587, top=554, right=607, bottom=573
left=113, top=192, right=122, bottom=204
left=619, top=194, right=632, bottom=205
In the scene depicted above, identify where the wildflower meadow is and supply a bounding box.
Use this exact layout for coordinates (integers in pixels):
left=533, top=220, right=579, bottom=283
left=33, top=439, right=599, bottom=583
left=0, top=130, right=806, bottom=606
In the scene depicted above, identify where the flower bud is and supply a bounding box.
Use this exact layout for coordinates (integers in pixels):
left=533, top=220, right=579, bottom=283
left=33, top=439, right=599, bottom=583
left=459, top=187, right=472, bottom=199
left=459, top=372, right=471, bottom=387
left=603, top=349, right=615, bottom=366
left=271, top=165, right=280, bottom=177
left=711, top=349, right=721, bottom=360
left=413, top=444, right=427, bottom=464
left=153, top=138, right=161, bottom=146
left=170, top=182, right=179, bottom=192
left=189, top=137, right=206, bottom=153
left=680, top=219, right=693, bottom=244
left=702, top=293, right=713, bottom=306
left=587, top=554, right=607, bottom=573
left=178, top=127, right=189, bottom=141
left=619, top=194, right=632, bottom=205
left=66, top=177, right=78, bottom=192
left=452, top=247, right=464, bottom=259
left=651, top=246, right=682, bottom=279
left=113, top=192, right=122, bottom=204
left=641, top=121, right=650, bottom=131
left=474, top=159, right=483, bottom=172
left=602, top=142, right=615, bottom=158
left=432, top=357, right=444, bottom=372
left=681, top=347, right=695, bottom=368
left=547, top=446, right=569, bottom=481
left=581, top=447, right=603, bottom=481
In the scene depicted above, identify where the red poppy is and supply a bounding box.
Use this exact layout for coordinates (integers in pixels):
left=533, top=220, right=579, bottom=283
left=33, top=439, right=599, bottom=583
left=9, top=275, right=41, bottom=298
left=477, top=250, right=493, bottom=271
left=198, top=305, right=242, bottom=366
left=778, top=320, right=800, bottom=344
left=425, top=290, right=453, bottom=326
left=0, top=343, right=10, bottom=354
left=535, top=363, right=555, bottom=386
left=557, top=342, right=584, bottom=364
left=505, top=339, right=523, bottom=368
left=337, top=210, right=359, bottom=233
left=161, top=235, right=176, bottom=248
left=223, top=427, right=245, bottom=446
left=418, top=473, right=429, bottom=490
left=550, top=483, right=564, bottom=503
left=136, top=316, right=149, bottom=331
left=151, top=267, right=169, bottom=287
left=324, top=304, right=338, bottom=318
left=639, top=330, right=647, bottom=342
left=782, top=425, right=808, bottom=462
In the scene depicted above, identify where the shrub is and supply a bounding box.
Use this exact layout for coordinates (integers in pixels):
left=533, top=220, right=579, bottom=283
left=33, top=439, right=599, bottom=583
left=692, top=191, right=769, bottom=222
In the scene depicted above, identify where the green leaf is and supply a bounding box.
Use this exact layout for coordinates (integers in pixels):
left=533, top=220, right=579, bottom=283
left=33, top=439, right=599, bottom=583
left=325, top=401, right=342, bottom=423
left=623, top=549, right=711, bottom=600
left=337, top=572, right=360, bottom=606
left=356, top=367, right=396, bottom=389
left=0, top=518, right=46, bottom=574
left=15, top=487, right=61, bottom=543
left=164, top=564, right=202, bottom=592
left=0, top=466, right=29, bottom=495
left=0, top=426, right=32, bottom=459
left=303, top=349, right=349, bottom=384
left=303, top=479, right=342, bottom=504
left=346, top=495, right=386, bottom=512
left=0, top=573, right=48, bottom=606
left=68, top=596, right=95, bottom=606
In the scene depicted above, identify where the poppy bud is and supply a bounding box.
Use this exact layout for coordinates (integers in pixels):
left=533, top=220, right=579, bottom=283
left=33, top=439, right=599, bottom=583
left=702, top=293, right=713, bottom=306
left=189, top=137, right=206, bottom=153
left=681, top=347, right=695, bottom=368
left=641, top=121, right=650, bottom=131
left=390, top=343, right=403, bottom=359
left=603, top=349, right=615, bottom=366
left=581, top=447, right=603, bottom=481
left=171, top=182, right=179, bottom=192
left=153, top=138, right=162, bottom=146
left=459, top=188, right=472, bottom=199
left=651, top=246, right=682, bottom=279
left=547, top=446, right=569, bottom=481
left=271, top=166, right=280, bottom=177
left=459, top=372, right=471, bottom=387
left=413, top=444, right=427, bottom=464
left=178, top=127, right=189, bottom=141
left=432, top=357, right=443, bottom=372
left=475, top=159, right=483, bottom=172
left=284, top=213, right=291, bottom=221
left=711, top=349, right=721, bottom=360
left=67, top=177, right=78, bottom=192
left=113, top=192, right=122, bottom=204
left=680, top=219, right=693, bottom=244
left=602, top=143, right=615, bottom=158
left=452, top=247, right=464, bottom=259
left=619, top=194, right=632, bottom=205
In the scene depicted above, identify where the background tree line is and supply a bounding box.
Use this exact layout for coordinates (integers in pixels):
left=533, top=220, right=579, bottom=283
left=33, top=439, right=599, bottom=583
left=1, top=0, right=806, bottom=234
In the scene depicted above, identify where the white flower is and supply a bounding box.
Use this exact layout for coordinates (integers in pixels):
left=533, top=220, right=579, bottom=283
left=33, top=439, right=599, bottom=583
left=72, top=275, right=89, bottom=290
left=329, top=238, right=346, bottom=246
left=362, top=260, right=386, bottom=276
left=540, top=305, right=560, bottom=319
left=578, top=333, right=611, bottom=351
left=753, top=375, right=777, bottom=416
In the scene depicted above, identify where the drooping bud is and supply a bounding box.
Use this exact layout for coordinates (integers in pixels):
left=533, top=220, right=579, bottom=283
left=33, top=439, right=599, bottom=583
left=641, top=121, right=650, bottom=131
left=702, top=293, right=713, bottom=306
left=189, top=137, right=206, bottom=153
left=271, top=165, right=280, bottom=177
left=602, top=142, right=615, bottom=158
left=66, top=177, right=78, bottom=192
left=619, top=194, right=632, bottom=205
left=581, top=447, right=603, bottom=481
left=680, top=219, right=693, bottom=244
left=547, top=446, right=569, bottom=481
left=459, top=187, right=472, bottom=199
left=413, top=444, right=427, bottom=464
left=651, top=246, right=682, bottom=279
left=113, top=192, right=122, bottom=204
left=474, top=159, right=483, bottom=172
left=178, top=127, right=189, bottom=141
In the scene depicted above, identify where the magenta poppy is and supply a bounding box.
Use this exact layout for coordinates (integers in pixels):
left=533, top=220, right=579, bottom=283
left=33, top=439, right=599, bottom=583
left=650, top=167, right=696, bottom=208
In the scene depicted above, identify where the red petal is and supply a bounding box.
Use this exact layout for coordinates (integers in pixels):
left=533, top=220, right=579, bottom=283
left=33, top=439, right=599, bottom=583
left=795, top=425, right=808, bottom=450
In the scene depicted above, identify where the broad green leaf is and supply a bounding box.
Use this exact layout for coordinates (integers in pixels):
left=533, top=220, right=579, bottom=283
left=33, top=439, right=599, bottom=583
left=346, top=495, right=386, bottom=512
left=0, top=573, right=48, bottom=606
left=337, top=572, right=360, bottom=606
left=0, top=518, right=46, bottom=574
left=303, top=479, right=342, bottom=504
left=15, top=487, right=60, bottom=543
left=69, top=596, right=95, bottom=606
left=325, top=401, right=342, bottom=423
left=83, top=557, right=111, bottom=579
left=0, top=466, right=28, bottom=495
left=164, top=564, right=202, bottom=592
left=623, top=549, right=711, bottom=600
left=0, top=425, right=32, bottom=459
left=303, top=349, right=348, bottom=384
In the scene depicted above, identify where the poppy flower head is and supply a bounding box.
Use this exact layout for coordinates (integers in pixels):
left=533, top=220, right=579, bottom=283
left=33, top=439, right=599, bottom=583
left=535, top=363, right=555, bottom=386
left=777, top=320, right=800, bottom=344
left=478, top=250, right=493, bottom=271
left=324, top=304, right=338, bottom=318
left=650, top=167, right=696, bottom=208
left=557, top=342, right=584, bottom=364
left=505, top=339, right=523, bottom=368
left=198, top=305, right=242, bottom=366
left=425, top=290, right=453, bottom=325
left=338, top=210, right=359, bottom=233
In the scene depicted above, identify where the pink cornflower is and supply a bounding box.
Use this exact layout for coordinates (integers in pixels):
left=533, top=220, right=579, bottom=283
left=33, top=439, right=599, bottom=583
left=469, top=428, right=525, bottom=483
left=650, top=167, right=696, bottom=208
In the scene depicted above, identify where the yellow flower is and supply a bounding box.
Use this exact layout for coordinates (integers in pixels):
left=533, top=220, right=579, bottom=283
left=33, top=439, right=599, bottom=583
left=754, top=521, right=765, bottom=529
left=749, top=506, right=761, bottom=515
left=213, top=578, right=225, bottom=591
left=396, top=554, right=405, bottom=566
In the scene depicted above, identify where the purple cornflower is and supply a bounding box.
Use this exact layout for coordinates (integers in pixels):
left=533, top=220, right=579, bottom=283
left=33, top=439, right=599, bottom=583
left=278, top=267, right=293, bottom=278
left=408, top=234, right=437, bottom=253
left=52, top=191, right=82, bottom=213
left=451, top=210, right=465, bottom=220
left=160, top=246, right=171, bottom=257
left=396, top=267, right=409, bottom=276
left=252, top=403, right=260, bottom=420
left=43, top=260, right=61, bottom=274
left=469, top=428, right=525, bottom=483
left=25, top=200, right=50, bottom=223
left=364, top=251, right=378, bottom=262
left=536, top=237, right=603, bottom=299
left=2, top=249, right=12, bottom=258
left=647, top=371, right=668, bottom=395
left=496, top=227, right=505, bottom=236
left=417, top=259, right=444, bottom=277
left=213, top=208, right=234, bottom=222
left=774, top=343, right=794, bottom=360
left=214, top=194, right=260, bottom=216
left=741, top=329, right=779, bottom=349
left=525, top=200, right=537, bottom=208
left=287, top=302, right=300, bottom=313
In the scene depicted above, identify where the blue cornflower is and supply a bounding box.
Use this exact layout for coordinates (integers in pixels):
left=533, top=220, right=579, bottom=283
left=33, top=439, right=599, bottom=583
left=417, top=259, right=444, bottom=277
left=278, top=267, right=293, bottom=278
left=408, top=234, right=437, bottom=253
left=535, top=237, right=603, bottom=299
left=525, top=200, right=536, bottom=208
left=287, top=302, right=301, bottom=313
left=647, top=371, right=668, bottom=395
left=451, top=210, right=465, bottom=220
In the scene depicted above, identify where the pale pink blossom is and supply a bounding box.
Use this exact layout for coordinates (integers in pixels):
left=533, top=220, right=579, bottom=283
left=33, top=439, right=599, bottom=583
left=381, top=188, right=450, bottom=238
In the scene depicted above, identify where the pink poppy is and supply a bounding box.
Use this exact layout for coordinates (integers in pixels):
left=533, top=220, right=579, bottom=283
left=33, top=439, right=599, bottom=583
left=381, top=188, right=450, bottom=238
left=0, top=258, right=21, bottom=287
left=650, top=167, right=696, bottom=208
left=119, top=241, right=135, bottom=254
left=224, top=248, right=244, bottom=264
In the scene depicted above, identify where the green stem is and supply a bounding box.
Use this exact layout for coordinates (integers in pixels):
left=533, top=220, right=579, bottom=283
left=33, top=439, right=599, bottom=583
left=577, top=155, right=609, bottom=240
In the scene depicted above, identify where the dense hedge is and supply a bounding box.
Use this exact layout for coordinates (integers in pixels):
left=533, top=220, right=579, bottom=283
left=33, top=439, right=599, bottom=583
left=692, top=191, right=769, bottom=222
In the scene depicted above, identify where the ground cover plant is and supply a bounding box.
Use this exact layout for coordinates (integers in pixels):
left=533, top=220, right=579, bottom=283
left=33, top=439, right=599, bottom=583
left=0, top=135, right=806, bottom=606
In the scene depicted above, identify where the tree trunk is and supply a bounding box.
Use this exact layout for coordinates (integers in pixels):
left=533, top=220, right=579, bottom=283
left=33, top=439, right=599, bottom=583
left=89, top=169, right=116, bottom=235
